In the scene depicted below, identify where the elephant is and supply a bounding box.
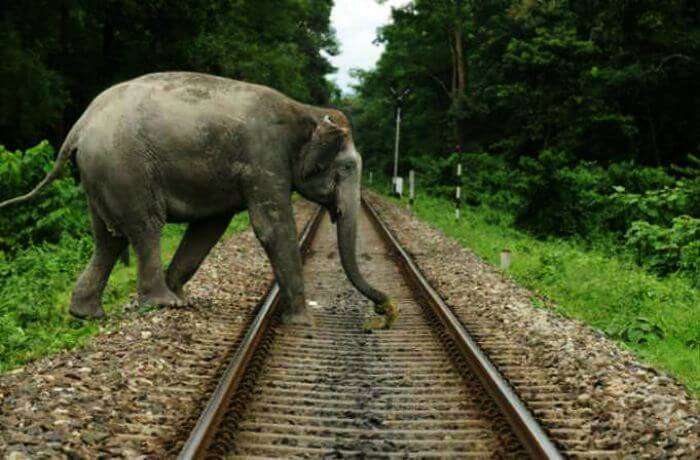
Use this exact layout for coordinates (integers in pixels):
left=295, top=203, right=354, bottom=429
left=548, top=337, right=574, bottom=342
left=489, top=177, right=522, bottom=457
left=0, top=72, right=397, bottom=327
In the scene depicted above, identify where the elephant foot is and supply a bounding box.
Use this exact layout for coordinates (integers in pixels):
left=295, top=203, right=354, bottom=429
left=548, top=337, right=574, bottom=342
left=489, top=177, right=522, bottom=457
left=280, top=307, right=315, bottom=327
left=139, top=288, right=187, bottom=309
left=69, top=297, right=105, bottom=320
left=169, top=285, right=190, bottom=305
left=374, top=298, right=399, bottom=329
left=362, top=316, right=387, bottom=332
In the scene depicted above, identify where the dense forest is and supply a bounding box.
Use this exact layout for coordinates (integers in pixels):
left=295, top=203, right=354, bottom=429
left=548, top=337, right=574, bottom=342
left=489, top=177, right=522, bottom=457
left=0, top=0, right=338, bottom=150
left=354, top=0, right=699, bottom=166
left=350, top=0, right=699, bottom=283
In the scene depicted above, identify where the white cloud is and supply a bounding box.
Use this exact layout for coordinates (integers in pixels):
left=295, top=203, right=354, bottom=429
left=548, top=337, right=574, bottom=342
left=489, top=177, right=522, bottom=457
left=329, top=0, right=409, bottom=93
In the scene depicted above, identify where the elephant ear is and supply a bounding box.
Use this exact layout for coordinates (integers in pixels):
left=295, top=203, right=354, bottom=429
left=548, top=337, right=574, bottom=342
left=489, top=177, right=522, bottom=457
left=301, top=115, right=348, bottom=180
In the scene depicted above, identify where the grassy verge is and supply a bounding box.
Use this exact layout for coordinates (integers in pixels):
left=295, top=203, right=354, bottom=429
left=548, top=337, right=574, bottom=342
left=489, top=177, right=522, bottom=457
left=0, top=214, right=249, bottom=372
left=376, top=187, right=700, bottom=396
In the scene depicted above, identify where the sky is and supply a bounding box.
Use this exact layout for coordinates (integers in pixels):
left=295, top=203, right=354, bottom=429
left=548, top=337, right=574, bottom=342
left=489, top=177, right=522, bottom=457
left=328, top=0, right=409, bottom=93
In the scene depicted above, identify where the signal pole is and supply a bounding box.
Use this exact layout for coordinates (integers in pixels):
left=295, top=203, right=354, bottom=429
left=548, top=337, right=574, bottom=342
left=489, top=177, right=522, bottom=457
left=390, top=86, right=411, bottom=195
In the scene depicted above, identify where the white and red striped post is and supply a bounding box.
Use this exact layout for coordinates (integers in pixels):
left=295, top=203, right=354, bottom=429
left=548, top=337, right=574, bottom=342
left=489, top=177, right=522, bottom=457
left=455, top=163, right=462, bottom=220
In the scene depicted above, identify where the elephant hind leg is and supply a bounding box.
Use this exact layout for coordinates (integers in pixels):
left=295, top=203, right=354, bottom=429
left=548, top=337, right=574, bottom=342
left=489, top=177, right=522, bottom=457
left=165, top=214, right=233, bottom=298
left=127, top=224, right=186, bottom=309
left=70, top=205, right=128, bottom=319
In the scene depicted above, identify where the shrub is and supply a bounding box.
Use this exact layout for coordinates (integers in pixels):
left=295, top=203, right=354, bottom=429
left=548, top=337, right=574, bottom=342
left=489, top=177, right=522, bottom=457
left=0, top=141, right=87, bottom=254
left=606, top=162, right=676, bottom=193
left=410, top=153, right=459, bottom=199
left=514, top=150, right=611, bottom=237
left=625, top=216, right=700, bottom=283
left=460, top=153, right=524, bottom=210
left=415, top=152, right=524, bottom=210
left=610, top=180, right=697, bottom=224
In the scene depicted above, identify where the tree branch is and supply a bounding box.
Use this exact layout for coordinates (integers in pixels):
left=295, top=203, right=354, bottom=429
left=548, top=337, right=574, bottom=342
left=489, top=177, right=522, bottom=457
left=430, top=73, right=451, bottom=97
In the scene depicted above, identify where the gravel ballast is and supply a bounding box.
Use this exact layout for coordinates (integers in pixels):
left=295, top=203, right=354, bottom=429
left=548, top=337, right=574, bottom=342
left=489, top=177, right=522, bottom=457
left=0, top=203, right=315, bottom=458
left=2, top=192, right=698, bottom=458
left=366, top=191, right=698, bottom=458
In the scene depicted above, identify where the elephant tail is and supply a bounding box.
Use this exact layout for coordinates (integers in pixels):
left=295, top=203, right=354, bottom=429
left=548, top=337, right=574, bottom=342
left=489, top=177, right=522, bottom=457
left=0, top=136, right=78, bottom=209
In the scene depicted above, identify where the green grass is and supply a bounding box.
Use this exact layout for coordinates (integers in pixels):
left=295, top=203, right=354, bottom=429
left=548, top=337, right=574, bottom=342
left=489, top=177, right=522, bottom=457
left=0, top=213, right=250, bottom=372
left=377, top=188, right=700, bottom=396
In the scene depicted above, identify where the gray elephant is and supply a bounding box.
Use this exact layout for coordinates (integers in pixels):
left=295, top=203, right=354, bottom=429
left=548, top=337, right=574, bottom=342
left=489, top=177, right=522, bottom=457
left=0, top=72, right=397, bottom=327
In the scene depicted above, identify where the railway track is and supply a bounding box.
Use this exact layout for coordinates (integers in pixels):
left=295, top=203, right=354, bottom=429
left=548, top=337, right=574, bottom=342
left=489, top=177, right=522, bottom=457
left=178, top=198, right=564, bottom=459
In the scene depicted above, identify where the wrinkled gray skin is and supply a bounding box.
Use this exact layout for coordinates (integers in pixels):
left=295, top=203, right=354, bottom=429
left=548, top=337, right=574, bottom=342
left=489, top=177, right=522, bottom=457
left=0, top=72, right=389, bottom=325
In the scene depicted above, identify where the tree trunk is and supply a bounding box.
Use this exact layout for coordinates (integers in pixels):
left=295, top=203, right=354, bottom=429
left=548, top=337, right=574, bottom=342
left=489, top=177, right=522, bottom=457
left=449, top=39, right=460, bottom=147
left=454, top=28, right=467, bottom=97
left=452, top=25, right=467, bottom=150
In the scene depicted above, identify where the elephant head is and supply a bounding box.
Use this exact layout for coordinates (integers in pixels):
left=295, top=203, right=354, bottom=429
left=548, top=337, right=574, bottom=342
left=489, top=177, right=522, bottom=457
left=294, top=112, right=390, bottom=308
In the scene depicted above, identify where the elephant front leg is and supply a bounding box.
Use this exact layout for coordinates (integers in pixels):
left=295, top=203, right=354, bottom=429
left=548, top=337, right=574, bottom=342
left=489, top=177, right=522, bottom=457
left=130, top=227, right=186, bottom=309
left=248, top=200, right=313, bottom=327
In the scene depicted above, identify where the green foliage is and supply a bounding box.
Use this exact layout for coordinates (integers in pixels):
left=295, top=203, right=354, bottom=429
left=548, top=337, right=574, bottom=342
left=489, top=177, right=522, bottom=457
left=0, top=235, right=95, bottom=362
left=353, top=0, right=700, bottom=171
left=606, top=162, right=677, bottom=193
left=0, top=28, right=66, bottom=145
left=611, top=180, right=698, bottom=225
left=626, top=217, right=700, bottom=284
left=0, top=215, right=248, bottom=371
left=0, top=227, right=163, bottom=369
left=370, top=140, right=698, bottom=283
left=458, top=153, right=524, bottom=210
left=0, top=0, right=339, bottom=149
left=0, top=142, right=88, bottom=253
left=190, top=0, right=338, bottom=103
left=514, top=151, right=611, bottom=236
left=379, top=189, right=700, bottom=396
left=414, top=152, right=525, bottom=211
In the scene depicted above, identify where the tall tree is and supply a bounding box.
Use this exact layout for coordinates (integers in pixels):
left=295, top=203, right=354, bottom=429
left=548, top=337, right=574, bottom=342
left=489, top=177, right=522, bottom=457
left=355, top=0, right=700, bottom=170
left=0, top=0, right=339, bottom=149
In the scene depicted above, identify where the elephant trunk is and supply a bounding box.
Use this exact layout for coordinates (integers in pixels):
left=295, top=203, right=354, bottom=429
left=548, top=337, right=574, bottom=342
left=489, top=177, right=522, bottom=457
left=335, top=177, right=389, bottom=306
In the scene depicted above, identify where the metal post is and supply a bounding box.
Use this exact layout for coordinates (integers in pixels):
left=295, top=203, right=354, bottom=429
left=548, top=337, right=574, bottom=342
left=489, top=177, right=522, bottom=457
left=500, top=249, right=512, bottom=270
left=409, top=170, right=415, bottom=207
left=393, top=106, right=401, bottom=194
left=456, top=163, right=462, bottom=220
left=390, top=87, right=410, bottom=196
left=455, top=186, right=461, bottom=219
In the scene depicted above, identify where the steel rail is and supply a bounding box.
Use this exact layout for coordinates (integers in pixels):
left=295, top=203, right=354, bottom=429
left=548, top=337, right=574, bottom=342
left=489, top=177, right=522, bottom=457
left=362, top=196, right=564, bottom=460
left=178, top=206, right=325, bottom=460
